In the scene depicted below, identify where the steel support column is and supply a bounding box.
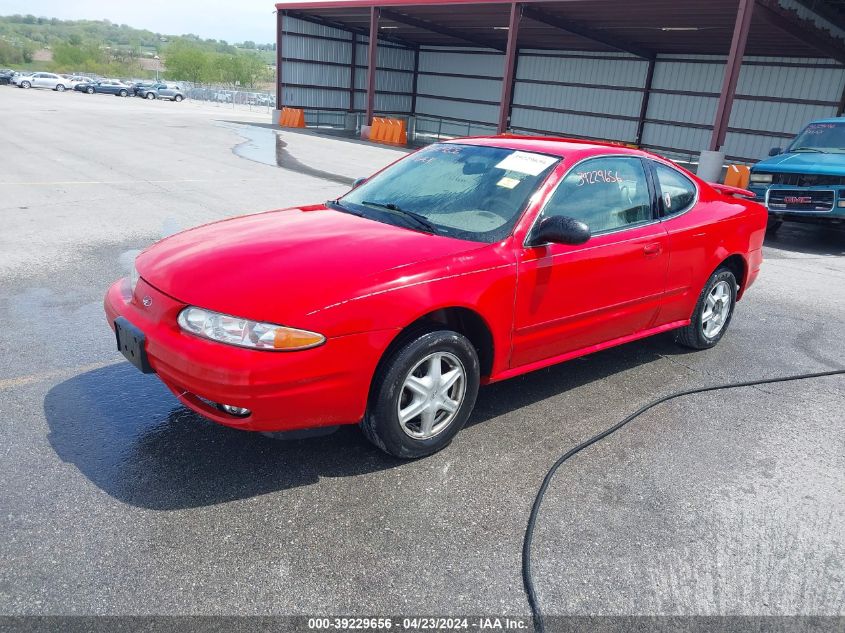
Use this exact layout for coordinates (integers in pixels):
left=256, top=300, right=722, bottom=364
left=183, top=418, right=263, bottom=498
left=349, top=33, right=357, bottom=112
left=837, top=79, right=845, bottom=116
left=366, top=6, right=380, bottom=125
left=411, top=47, right=420, bottom=115
left=710, top=0, right=754, bottom=151
left=635, top=58, right=655, bottom=147
left=497, top=3, right=521, bottom=134
left=275, top=11, right=284, bottom=110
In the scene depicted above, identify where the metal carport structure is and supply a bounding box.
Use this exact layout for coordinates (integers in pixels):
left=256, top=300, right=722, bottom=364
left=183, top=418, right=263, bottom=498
left=273, top=0, right=845, bottom=172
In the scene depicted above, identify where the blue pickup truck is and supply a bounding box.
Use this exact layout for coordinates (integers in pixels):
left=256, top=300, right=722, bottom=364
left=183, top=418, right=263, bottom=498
left=749, top=118, right=845, bottom=231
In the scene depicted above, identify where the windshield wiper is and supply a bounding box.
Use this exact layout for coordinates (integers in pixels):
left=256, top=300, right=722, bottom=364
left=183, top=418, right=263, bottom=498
left=326, top=199, right=366, bottom=217
left=361, top=201, right=437, bottom=233
left=791, top=147, right=825, bottom=153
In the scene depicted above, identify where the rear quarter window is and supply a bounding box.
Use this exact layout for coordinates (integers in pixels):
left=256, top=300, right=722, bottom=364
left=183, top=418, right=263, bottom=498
left=653, top=162, right=697, bottom=216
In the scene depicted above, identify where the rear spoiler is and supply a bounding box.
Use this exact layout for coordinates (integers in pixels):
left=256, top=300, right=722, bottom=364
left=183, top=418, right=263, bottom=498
left=711, top=183, right=756, bottom=199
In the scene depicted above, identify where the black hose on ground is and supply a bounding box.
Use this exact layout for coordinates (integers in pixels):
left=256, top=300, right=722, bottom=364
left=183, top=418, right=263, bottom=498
left=522, top=368, right=845, bottom=633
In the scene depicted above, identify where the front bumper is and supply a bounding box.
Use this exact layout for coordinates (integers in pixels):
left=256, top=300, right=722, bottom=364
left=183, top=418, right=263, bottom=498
left=104, top=277, right=399, bottom=432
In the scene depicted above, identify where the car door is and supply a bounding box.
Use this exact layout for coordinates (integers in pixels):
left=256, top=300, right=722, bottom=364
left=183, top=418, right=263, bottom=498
left=159, top=84, right=173, bottom=98
left=646, top=160, right=707, bottom=326
left=32, top=73, right=47, bottom=88
left=512, top=155, right=670, bottom=368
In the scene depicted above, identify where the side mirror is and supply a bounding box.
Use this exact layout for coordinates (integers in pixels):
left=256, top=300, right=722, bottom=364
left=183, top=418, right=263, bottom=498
left=769, top=147, right=782, bottom=156
left=528, top=215, right=591, bottom=247
left=352, top=177, right=367, bottom=189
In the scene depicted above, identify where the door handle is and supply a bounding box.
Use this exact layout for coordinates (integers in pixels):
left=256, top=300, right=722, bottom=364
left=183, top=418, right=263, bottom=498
left=643, top=243, right=662, bottom=257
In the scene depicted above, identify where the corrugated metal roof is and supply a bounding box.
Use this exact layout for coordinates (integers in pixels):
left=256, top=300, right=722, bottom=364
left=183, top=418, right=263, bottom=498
left=277, top=0, right=845, bottom=61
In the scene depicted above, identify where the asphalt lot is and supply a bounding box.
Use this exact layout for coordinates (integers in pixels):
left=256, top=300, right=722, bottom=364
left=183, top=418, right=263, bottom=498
left=1, top=88, right=843, bottom=625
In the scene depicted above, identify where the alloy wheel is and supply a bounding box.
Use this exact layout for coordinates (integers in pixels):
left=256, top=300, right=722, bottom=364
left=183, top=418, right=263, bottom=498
left=702, top=280, right=732, bottom=339
left=397, top=351, right=466, bottom=440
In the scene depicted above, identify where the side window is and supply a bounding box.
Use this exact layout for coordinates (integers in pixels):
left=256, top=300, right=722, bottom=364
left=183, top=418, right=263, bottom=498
left=541, top=157, right=653, bottom=234
left=653, top=163, right=696, bottom=216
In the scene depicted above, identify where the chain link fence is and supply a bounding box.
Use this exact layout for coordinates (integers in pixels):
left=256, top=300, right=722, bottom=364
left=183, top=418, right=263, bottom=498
left=181, top=83, right=277, bottom=113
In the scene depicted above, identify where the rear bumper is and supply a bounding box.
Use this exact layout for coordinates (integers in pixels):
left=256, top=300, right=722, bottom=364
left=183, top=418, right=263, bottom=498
left=104, top=278, right=398, bottom=432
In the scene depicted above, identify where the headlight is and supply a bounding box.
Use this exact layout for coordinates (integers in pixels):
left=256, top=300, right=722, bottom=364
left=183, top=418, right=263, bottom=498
left=750, top=172, right=773, bottom=184
left=130, top=262, right=140, bottom=294
left=177, top=306, right=325, bottom=351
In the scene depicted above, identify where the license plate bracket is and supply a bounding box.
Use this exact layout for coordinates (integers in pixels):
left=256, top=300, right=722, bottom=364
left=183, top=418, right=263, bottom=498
left=114, top=316, right=154, bottom=374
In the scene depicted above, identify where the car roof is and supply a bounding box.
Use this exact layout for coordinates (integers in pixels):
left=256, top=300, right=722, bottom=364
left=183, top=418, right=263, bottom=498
left=809, top=117, right=845, bottom=125
left=443, top=135, right=650, bottom=160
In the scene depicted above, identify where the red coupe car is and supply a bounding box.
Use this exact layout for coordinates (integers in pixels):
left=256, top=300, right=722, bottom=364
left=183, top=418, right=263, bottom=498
left=105, top=136, right=766, bottom=458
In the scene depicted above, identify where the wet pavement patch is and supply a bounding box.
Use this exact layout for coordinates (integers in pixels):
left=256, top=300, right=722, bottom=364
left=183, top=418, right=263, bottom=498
left=222, top=122, right=355, bottom=186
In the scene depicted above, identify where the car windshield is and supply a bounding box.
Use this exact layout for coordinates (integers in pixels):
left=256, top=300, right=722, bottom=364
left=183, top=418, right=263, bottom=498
left=336, top=143, right=560, bottom=243
left=787, top=122, right=845, bottom=153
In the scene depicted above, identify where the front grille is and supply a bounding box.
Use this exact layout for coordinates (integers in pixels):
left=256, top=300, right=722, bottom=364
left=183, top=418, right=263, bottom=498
left=767, top=189, right=835, bottom=212
left=769, top=172, right=845, bottom=187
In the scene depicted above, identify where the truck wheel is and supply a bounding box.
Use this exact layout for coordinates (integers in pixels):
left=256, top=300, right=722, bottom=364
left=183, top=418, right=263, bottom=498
left=675, top=267, right=737, bottom=350
left=361, top=328, right=480, bottom=459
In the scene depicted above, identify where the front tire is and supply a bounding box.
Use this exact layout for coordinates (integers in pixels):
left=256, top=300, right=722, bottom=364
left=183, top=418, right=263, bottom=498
left=119, top=89, right=128, bottom=97
left=21, top=81, right=31, bottom=89
left=56, top=84, right=65, bottom=92
left=174, top=95, right=183, bottom=102
left=86, top=86, right=94, bottom=94
left=675, top=267, right=737, bottom=350
left=362, top=329, right=480, bottom=458
left=146, top=92, right=155, bottom=100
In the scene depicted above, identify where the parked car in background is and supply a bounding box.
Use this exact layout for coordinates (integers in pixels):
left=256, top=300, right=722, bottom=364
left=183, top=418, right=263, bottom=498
left=214, top=91, right=232, bottom=103
left=0, top=69, right=13, bottom=85
left=11, top=72, right=32, bottom=87
left=132, top=81, right=157, bottom=96
left=137, top=82, right=185, bottom=102
left=79, top=79, right=132, bottom=97
left=749, top=118, right=845, bottom=231
left=74, top=79, right=95, bottom=94
left=105, top=137, right=767, bottom=458
left=14, top=72, right=73, bottom=91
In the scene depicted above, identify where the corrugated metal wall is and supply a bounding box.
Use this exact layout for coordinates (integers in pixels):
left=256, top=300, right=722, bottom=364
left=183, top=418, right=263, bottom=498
left=511, top=51, right=648, bottom=144
left=353, top=37, right=415, bottom=114
left=415, top=48, right=504, bottom=125
left=281, top=16, right=414, bottom=113
left=280, top=16, right=845, bottom=162
left=642, top=54, right=845, bottom=161
left=280, top=16, right=353, bottom=110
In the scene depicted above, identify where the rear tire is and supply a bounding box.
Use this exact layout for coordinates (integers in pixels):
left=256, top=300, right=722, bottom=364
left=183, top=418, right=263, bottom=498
left=146, top=92, right=155, bottom=100
left=56, top=84, right=65, bottom=92
left=675, top=267, right=737, bottom=350
left=86, top=86, right=94, bottom=94
left=361, top=328, right=480, bottom=459
left=119, top=89, right=128, bottom=97
left=174, top=95, right=183, bottom=102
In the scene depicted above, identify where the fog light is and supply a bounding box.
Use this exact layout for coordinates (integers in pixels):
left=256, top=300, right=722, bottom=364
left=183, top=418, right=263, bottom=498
left=221, top=404, right=251, bottom=417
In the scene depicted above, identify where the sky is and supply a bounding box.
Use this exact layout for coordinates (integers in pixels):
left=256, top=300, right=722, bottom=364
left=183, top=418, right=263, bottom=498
left=2, top=0, right=280, bottom=44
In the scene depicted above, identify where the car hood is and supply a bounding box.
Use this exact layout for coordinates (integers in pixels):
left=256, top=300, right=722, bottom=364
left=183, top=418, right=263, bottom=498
left=753, top=152, right=845, bottom=176
left=136, top=205, right=486, bottom=326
